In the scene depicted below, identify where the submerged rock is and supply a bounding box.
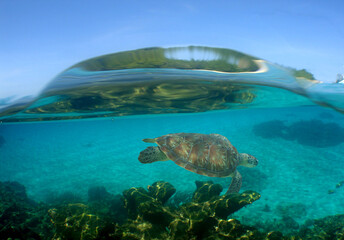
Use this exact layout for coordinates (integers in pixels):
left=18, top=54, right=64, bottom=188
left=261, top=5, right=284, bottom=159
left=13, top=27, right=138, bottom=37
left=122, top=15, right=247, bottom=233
left=87, top=186, right=127, bottom=224
left=147, top=181, right=176, bottom=204
left=192, top=180, right=223, bottom=202
left=88, top=185, right=112, bottom=202
left=183, top=190, right=261, bottom=219
left=120, top=180, right=261, bottom=239
left=45, top=190, right=83, bottom=205
left=253, top=120, right=288, bottom=139
left=0, top=181, right=51, bottom=239
left=122, top=187, right=155, bottom=219
left=253, top=119, right=344, bottom=147
left=49, top=203, right=109, bottom=240
left=276, top=202, right=307, bottom=219
left=299, top=215, right=344, bottom=239
left=288, top=120, right=344, bottom=147
left=216, top=219, right=262, bottom=239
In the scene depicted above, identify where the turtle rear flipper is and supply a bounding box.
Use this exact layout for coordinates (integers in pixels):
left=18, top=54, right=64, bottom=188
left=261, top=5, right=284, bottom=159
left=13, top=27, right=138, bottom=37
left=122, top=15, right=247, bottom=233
left=138, top=146, right=168, bottom=163
left=226, top=170, right=242, bottom=194
left=142, top=138, right=156, bottom=143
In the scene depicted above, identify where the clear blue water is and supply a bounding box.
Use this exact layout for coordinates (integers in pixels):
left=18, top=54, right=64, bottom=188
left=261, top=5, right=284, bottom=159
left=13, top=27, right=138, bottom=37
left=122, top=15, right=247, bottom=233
left=0, top=46, right=344, bottom=231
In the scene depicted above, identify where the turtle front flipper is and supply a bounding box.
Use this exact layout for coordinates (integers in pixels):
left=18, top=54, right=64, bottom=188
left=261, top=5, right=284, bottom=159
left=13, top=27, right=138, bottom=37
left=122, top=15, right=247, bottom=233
left=138, top=146, right=169, bottom=163
left=226, top=170, right=242, bottom=194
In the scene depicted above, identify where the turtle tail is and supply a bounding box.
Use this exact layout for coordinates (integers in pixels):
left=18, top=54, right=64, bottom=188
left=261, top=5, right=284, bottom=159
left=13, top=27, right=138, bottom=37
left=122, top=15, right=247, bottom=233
left=142, top=138, right=156, bottom=143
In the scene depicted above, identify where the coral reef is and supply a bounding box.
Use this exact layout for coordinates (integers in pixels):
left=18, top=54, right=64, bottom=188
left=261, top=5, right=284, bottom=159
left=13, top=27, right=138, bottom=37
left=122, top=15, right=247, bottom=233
left=0, top=181, right=52, bottom=239
left=120, top=180, right=261, bottom=239
left=87, top=186, right=127, bottom=224
left=44, top=190, right=83, bottom=205
left=253, top=120, right=288, bottom=139
left=240, top=202, right=308, bottom=235
left=253, top=119, right=344, bottom=147
left=192, top=180, right=223, bottom=202
left=298, top=215, right=344, bottom=239
left=1, top=180, right=344, bottom=239
left=251, top=215, right=301, bottom=236
left=275, top=202, right=307, bottom=219
left=166, top=190, right=192, bottom=208
left=88, top=186, right=112, bottom=202
left=147, top=181, right=176, bottom=204
left=49, top=203, right=111, bottom=240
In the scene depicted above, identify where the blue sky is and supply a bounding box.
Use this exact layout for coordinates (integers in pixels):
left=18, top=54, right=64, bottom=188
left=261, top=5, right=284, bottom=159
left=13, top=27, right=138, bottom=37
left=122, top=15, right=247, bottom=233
left=0, top=0, right=343, bottom=99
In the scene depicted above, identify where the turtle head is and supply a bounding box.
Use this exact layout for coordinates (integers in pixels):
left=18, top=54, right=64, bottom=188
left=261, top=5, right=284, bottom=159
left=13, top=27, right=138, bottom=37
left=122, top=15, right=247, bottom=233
left=239, top=153, right=258, bottom=168
left=138, top=146, right=168, bottom=164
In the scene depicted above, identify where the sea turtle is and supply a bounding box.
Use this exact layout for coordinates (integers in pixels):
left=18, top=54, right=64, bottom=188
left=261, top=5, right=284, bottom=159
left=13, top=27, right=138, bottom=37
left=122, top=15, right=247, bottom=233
left=138, top=133, right=258, bottom=194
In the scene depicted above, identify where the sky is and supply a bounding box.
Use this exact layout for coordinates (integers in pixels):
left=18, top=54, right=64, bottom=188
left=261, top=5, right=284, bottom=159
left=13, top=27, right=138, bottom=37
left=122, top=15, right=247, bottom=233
left=0, top=0, right=344, bottom=100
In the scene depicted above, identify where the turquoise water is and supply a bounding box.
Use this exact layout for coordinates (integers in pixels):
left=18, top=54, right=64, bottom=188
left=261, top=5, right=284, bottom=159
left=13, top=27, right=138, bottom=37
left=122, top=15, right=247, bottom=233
left=1, top=46, right=344, bottom=234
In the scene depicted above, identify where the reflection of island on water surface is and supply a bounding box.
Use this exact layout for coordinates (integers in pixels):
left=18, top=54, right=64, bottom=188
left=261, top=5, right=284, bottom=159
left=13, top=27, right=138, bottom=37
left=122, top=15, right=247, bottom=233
left=25, top=81, right=256, bottom=116
left=253, top=119, right=344, bottom=147
left=0, top=46, right=319, bottom=123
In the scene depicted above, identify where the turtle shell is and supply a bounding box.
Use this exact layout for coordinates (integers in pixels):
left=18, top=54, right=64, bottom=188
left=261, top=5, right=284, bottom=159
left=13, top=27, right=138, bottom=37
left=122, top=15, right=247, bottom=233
left=155, top=133, right=239, bottom=177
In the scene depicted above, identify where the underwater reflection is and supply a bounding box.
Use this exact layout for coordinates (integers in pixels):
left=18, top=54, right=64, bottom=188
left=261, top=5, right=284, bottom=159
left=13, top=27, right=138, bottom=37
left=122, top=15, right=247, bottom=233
left=25, top=81, right=256, bottom=116
left=253, top=119, right=344, bottom=147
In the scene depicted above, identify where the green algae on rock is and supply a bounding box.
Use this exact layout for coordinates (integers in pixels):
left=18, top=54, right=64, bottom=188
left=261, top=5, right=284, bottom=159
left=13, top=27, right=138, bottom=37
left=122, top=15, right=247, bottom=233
left=181, top=182, right=261, bottom=220
left=192, top=180, right=223, bottom=203
left=120, top=180, right=261, bottom=239
left=1, top=180, right=344, bottom=239
left=298, top=215, right=344, bottom=239
left=147, top=181, right=176, bottom=204
left=49, top=204, right=103, bottom=240
left=49, top=204, right=117, bottom=239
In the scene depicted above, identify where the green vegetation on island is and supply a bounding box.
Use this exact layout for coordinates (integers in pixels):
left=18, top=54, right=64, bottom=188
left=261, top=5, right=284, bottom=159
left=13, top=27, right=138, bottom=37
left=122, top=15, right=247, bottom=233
left=291, top=68, right=316, bottom=80
left=71, top=46, right=260, bottom=73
